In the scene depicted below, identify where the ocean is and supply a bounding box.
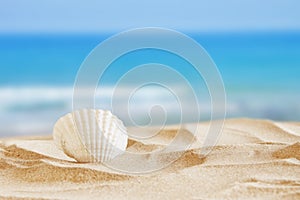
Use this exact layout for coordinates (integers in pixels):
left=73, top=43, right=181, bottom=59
left=0, top=32, right=300, bottom=136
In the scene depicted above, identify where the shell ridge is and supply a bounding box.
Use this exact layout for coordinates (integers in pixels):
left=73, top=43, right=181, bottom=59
left=53, top=109, right=128, bottom=163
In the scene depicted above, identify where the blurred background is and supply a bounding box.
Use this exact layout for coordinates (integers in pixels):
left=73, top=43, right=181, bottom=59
left=0, top=0, right=300, bottom=136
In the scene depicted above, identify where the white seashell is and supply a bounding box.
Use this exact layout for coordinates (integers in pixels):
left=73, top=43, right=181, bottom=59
left=53, top=109, right=128, bottom=163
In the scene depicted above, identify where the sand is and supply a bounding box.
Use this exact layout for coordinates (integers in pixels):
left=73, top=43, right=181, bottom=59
left=0, top=118, right=299, bottom=199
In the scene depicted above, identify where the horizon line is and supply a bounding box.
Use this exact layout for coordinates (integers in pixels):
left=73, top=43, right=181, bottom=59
left=1, top=29, right=300, bottom=36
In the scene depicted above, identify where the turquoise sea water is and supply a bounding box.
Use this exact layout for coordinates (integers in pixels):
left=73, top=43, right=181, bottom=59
left=0, top=32, right=300, bottom=136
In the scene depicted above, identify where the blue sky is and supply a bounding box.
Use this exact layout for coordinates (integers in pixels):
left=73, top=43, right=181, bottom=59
left=0, top=0, right=300, bottom=33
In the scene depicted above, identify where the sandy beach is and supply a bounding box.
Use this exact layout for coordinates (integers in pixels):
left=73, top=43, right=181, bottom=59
left=0, top=118, right=299, bottom=199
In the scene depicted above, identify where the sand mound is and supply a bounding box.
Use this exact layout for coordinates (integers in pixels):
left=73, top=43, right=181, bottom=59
left=0, top=145, right=131, bottom=183
left=272, top=142, right=300, bottom=160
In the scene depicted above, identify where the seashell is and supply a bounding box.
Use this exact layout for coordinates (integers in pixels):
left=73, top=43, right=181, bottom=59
left=53, top=109, right=128, bottom=163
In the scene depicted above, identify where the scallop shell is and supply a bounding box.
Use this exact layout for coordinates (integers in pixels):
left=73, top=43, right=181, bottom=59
left=53, top=109, right=128, bottom=163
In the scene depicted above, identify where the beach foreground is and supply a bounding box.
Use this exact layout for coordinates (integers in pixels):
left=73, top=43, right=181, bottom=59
left=0, top=118, right=299, bottom=199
